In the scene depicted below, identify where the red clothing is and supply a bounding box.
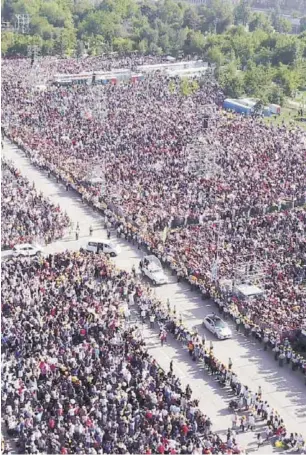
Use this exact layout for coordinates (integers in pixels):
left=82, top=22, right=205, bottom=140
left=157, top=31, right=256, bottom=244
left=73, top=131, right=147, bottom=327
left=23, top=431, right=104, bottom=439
left=181, top=424, right=189, bottom=435
left=48, top=418, right=55, bottom=429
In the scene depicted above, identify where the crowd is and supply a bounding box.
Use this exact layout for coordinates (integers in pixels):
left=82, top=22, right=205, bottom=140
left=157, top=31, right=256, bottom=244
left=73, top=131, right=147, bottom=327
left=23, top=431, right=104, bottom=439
left=2, top=54, right=182, bottom=82
left=1, top=55, right=305, bottom=356
left=135, top=288, right=306, bottom=451
left=2, top=251, right=242, bottom=455
left=152, top=207, right=306, bottom=336
left=1, top=159, right=70, bottom=249
left=2, top=250, right=305, bottom=454
left=111, top=210, right=306, bottom=373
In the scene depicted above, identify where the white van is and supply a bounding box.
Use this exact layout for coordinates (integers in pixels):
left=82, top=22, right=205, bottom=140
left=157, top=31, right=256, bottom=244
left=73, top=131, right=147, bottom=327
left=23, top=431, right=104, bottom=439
left=85, top=239, right=121, bottom=257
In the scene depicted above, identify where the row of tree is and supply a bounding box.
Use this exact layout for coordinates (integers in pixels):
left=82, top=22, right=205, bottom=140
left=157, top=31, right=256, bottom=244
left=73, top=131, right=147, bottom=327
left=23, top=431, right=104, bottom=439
left=2, top=0, right=305, bottom=55
left=1, top=0, right=306, bottom=103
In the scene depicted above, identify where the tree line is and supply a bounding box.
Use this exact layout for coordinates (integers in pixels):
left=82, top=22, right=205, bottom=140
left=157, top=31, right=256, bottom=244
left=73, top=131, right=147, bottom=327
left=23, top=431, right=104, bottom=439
left=2, top=0, right=306, bottom=103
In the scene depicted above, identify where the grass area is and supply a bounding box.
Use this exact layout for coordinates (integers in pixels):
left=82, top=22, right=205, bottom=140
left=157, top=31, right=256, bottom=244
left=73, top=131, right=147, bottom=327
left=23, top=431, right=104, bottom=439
left=264, top=91, right=306, bottom=130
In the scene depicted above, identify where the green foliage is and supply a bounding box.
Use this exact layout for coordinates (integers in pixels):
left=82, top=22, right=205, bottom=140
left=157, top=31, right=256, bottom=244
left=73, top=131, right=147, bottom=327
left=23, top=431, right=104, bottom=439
left=233, top=0, right=251, bottom=27
left=183, top=7, right=201, bottom=31
left=248, top=12, right=273, bottom=33
left=218, top=64, right=245, bottom=98
left=40, top=2, right=69, bottom=28
left=180, top=77, right=199, bottom=96
left=113, top=37, right=134, bottom=53
left=274, top=63, right=302, bottom=96
left=1, top=31, right=42, bottom=56
left=1, top=0, right=305, bottom=106
left=184, top=30, right=205, bottom=55
left=243, top=62, right=274, bottom=100
left=169, top=80, right=176, bottom=93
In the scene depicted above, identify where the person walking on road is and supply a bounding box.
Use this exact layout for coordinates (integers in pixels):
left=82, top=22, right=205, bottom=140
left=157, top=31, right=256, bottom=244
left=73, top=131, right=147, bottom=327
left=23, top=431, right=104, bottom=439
left=236, top=316, right=241, bottom=332
left=132, top=264, right=136, bottom=277
left=89, top=225, right=93, bottom=236
left=149, top=313, right=155, bottom=328
left=160, top=330, right=167, bottom=346
left=228, top=357, right=233, bottom=370
left=167, top=298, right=171, bottom=312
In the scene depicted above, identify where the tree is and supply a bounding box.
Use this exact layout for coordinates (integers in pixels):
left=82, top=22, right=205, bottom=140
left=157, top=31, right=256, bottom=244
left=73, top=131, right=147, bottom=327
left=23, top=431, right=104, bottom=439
left=73, top=0, right=94, bottom=23
left=248, top=12, right=273, bottom=32
left=206, top=46, right=225, bottom=66
left=113, top=37, right=134, bottom=53
left=160, top=0, right=184, bottom=28
left=149, top=42, right=163, bottom=55
left=270, top=4, right=282, bottom=32
left=274, top=63, right=302, bottom=96
left=76, top=40, right=84, bottom=58
left=40, top=2, right=69, bottom=28
left=180, top=77, right=199, bottom=96
left=138, top=38, right=148, bottom=53
left=86, top=35, right=106, bottom=55
left=243, top=63, right=274, bottom=100
left=12, top=0, right=40, bottom=17
left=183, top=7, right=201, bottom=30
left=1, top=31, right=15, bottom=55
left=254, top=47, right=273, bottom=65
left=272, top=35, right=301, bottom=66
left=183, top=30, right=205, bottom=55
left=1, top=0, right=15, bottom=21
left=169, top=28, right=188, bottom=56
left=30, top=16, right=55, bottom=41
left=234, top=0, right=251, bottom=26
left=300, top=17, right=306, bottom=33
left=278, top=18, right=292, bottom=34
left=2, top=33, right=41, bottom=56
left=200, top=0, right=234, bottom=34
left=230, top=32, right=255, bottom=66
left=267, top=85, right=285, bottom=105
left=80, top=10, right=120, bottom=45
left=217, top=64, right=245, bottom=98
left=169, top=80, right=176, bottom=93
left=133, top=16, right=158, bottom=46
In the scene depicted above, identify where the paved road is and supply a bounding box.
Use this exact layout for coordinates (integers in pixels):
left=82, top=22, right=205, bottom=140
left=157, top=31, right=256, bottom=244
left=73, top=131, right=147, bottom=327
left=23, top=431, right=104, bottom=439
left=2, top=141, right=306, bottom=449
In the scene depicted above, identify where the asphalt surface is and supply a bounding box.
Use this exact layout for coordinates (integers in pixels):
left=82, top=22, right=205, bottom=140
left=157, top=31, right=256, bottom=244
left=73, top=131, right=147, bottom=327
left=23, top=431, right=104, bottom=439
left=2, top=140, right=306, bottom=452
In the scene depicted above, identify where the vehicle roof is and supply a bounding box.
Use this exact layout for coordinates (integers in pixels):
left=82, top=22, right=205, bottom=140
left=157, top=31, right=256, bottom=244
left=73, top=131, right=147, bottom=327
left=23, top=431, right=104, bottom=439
left=88, top=238, right=112, bottom=245
left=14, top=243, right=35, bottom=248
left=143, top=255, right=162, bottom=264
left=206, top=314, right=222, bottom=320
left=235, top=284, right=265, bottom=297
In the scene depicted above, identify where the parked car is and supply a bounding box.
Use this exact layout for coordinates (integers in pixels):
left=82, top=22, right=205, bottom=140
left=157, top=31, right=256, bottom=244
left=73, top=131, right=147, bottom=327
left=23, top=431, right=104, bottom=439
left=203, top=314, right=232, bottom=339
left=85, top=239, right=121, bottom=257
left=12, top=243, right=43, bottom=258
left=139, top=255, right=168, bottom=285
